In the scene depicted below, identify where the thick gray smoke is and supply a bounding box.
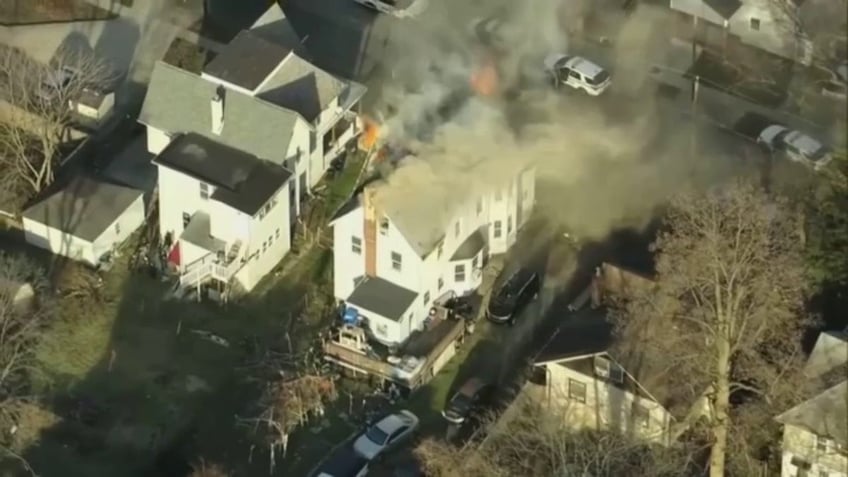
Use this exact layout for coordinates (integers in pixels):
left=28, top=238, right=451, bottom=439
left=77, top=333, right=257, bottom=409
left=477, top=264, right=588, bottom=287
left=368, top=0, right=748, bottom=240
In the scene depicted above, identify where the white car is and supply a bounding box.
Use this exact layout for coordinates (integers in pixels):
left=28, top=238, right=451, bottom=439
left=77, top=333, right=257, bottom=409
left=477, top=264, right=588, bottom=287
left=757, top=125, right=833, bottom=170
left=543, top=53, right=611, bottom=96
left=352, top=410, right=419, bottom=460
left=353, top=0, right=428, bottom=18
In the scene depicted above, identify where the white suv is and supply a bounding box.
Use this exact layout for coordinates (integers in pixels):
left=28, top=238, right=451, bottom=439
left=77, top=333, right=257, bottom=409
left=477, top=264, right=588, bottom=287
left=544, top=53, right=611, bottom=96
left=757, top=125, right=832, bottom=170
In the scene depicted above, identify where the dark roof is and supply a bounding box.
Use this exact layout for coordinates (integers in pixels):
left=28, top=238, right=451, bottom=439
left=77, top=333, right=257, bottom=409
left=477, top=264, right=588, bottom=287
left=203, top=30, right=292, bottom=91
left=140, top=62, right=299, bottom=162
left=22, top=176, right=142, bottom=241
left=534, top=314, right=614, bottom=364
left=705, top=0, right=742, bottom=19
left=346, top=276, right=419, bottom=321
left=256, top=52, right=346, bottom=121
left=153, top=133, right=291, bottom=215
left=450, top=227, right=487, bottom=261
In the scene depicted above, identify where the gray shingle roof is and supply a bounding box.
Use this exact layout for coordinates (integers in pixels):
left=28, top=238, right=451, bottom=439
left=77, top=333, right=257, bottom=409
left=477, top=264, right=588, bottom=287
left=23, top=176, right=142, bottom=242
left=705, top=0, right=742, bottom=19
left=346, top=276, right=419, bottom=322
left=139, top=61, right=299, bottom=164
left=203, top=30, right=293, bottom=91
left=776, top=381, right=848, bottom=444
left=451, top=227, right=487, bottom=261
left=257, top=52, right=346, bottom=121
left=249, top=2, right=303, bottom=50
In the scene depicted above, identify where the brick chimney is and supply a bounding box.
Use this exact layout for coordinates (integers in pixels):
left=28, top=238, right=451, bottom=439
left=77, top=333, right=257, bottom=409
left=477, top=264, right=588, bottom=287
left=362, top=186, right=378, bottom=277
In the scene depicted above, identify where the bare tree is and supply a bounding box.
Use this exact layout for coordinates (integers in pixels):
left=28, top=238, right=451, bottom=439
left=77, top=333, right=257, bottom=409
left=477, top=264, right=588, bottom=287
left=0, top=252, right=56, bottom=473
left=0, top=44, right=114, bottom=197
left=243, top=373, right=337, bottom=474
left=415, top=396, right=696, bottom=477
left=609, top=181, right=810, bottom=477
left=766, top=0, right=847, bottom=72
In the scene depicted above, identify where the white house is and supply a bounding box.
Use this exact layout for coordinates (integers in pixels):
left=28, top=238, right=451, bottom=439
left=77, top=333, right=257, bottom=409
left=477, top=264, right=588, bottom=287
left=69, top=86, right=115, bottom=125
left=670, top=0, right=814, bottom=64
left=139, top=18, right=366, bottom=295
left=22, top=176, right=145, bottom=266
left=152, top=133, right=292, bottom=296
left=330, top=161, right=536, bottom=346
left=775, top=330, right=848, bottom=477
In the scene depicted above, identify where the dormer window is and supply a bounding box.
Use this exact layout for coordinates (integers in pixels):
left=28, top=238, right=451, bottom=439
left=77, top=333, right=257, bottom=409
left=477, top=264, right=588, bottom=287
left=379, top=217, right=389, bottom=235
left=593, top=356, right=623, bottom=383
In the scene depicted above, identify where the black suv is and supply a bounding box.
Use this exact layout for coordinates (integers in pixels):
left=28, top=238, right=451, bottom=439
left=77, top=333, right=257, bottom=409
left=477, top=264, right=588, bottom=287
left=487, top=268, right=540, bottom=325
left=442, top=377, right=494, bottom=425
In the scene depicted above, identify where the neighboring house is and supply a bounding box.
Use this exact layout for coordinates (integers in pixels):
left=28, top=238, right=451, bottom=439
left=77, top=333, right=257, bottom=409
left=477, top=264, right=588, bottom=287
left=330, top=163, right=536, bottom=346
left=776, top=330, right=848, bottom=477
left=22, top=176, right=145, bottom=266
left=528, top=262, right=709, bottom=446
left=139, top=19, right=366, bottom=295
left=153, top=133, right=292, bottom=295
left=69, top=86, right=115, bottom=125
left=669, top=0, right=814, bottom=64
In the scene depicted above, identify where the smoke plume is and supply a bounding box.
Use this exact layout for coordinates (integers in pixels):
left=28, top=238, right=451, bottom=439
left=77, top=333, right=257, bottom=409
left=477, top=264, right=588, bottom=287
left=367, top=0, right=748, bottom=240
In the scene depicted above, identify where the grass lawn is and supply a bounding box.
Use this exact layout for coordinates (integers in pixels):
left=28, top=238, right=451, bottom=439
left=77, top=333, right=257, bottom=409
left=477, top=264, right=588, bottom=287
left=18, top=152, right=369, bottom=476
left=0, top=0, right=117, bottom=25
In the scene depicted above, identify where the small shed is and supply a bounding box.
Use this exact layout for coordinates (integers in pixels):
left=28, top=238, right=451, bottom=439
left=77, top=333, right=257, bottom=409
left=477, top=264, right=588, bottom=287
left=69, top=86, right=115, bottom=124
left=22, top=176, right=145, bottom=266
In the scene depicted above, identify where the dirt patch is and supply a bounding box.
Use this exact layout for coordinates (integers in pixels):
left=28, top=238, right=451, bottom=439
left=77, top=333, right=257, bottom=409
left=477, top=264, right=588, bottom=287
left=162, top=37, right=215, bottom=74
left=0, top=0, right=117, bottom=26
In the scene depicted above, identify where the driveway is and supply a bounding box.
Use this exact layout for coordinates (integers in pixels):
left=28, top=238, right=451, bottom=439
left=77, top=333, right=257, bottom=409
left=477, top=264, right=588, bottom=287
left=0, top=0, right=199, bottom=112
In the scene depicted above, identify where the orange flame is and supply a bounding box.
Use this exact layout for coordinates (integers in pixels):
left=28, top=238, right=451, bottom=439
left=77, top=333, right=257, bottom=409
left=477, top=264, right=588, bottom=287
left=359, top=116, right=381, bottom=151
left=470, top=57, right=499, bottom=97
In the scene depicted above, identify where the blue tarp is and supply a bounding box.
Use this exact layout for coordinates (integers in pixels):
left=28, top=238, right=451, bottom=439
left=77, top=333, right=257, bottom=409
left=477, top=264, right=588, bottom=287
left=342, top=306, right=360, bottom=325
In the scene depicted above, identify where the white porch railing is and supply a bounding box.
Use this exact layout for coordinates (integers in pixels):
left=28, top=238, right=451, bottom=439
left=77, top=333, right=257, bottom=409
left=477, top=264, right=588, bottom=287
left=179, top=249, right=244, bottom=291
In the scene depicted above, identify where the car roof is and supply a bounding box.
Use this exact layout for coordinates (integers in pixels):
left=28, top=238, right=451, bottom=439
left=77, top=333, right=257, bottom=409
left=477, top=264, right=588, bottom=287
left=457, top=377, right=487, bottom=396
left=316, top=447, right=368, bottom=476
left=564, top=56, right=604, bottom=77
left=376, top=413, right=407, bottom=433
left=783, top=130, right=823, bottom=155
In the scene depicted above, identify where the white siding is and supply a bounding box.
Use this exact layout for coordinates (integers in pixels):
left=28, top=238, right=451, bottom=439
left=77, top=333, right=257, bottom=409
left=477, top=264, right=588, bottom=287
left=209, top=200, right=250, bottom=245
left=540, top=361, right=673, bottom=445
left=146, top=126, right=172, bottom=155
left=780, top=424, right=848, bottom=477
left=237, top=182, right=291, bottom=291
left=157, top=165, right=209, bottom=243
left=333, top=207, right=366, bottom=299
left=91, top=195, right=145, bottom=259
left=22, top=219, right=96, bottom=264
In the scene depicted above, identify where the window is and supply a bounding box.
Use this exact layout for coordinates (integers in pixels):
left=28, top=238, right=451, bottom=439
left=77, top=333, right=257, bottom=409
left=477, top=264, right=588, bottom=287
left=816, top=435, right=830, bottom=452
left=182, top=212, right=191, bottom=228
left=438, top=277, right=444, bottom=290
left=631, top=402, right=650, bottom=427
left=750, top=17, right=760, bottom=30
left=493, top=220, right=502, bottom=238
left=569, top=70, right=582, bottom=80
left=200, top=182, right=209, bottom=200
left=352, top=236, right=362, bottom=254
left=508, top=216, right=513, bottom=234
left=391, top=251, right=402, bottom=271
left=375, top=323, right=388, bottom=337
left=275, top=228, right=280, bottom=239
left=268, top=234, right=274, bottom=246
left=594, top=356, right=624, bottom=383
left=262, top=241, right=268, bottom=253
left=476, top=197, right=483, bottom=215
left=455, top=264, right=465, bottom=282
left=380, top=217, right=389, bottom=235
left=424, top=291, right=430, bottom=305
left=454, top=220, right=461, bottom=237
left=568, top=379, right=586, bottom=403
left=115, top=223, right=121, bottom=234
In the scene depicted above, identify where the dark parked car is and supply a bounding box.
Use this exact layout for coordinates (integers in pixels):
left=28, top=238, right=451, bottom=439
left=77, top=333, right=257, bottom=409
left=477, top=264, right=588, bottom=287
left=442, top=377, right=495, bottom=425
left=487, top=268, right=540, bottom=325
left=314, top=447, right=370, bottom=477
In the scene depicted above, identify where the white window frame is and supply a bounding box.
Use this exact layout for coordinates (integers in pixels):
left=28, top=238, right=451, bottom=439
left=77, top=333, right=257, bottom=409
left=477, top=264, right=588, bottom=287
left=391, top=251, right=402, bottom=271
left=568, top=379, right=586, bottom=403
left=352, top=236, right=362, bottom=254
left=455, top=264, right=465, bottom=282
left=493, top=220, right=502, bottom=238
left=200, top=182, right=209, bottom=200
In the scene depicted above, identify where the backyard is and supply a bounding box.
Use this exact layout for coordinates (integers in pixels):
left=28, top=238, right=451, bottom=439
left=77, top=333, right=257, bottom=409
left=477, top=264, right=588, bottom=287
left=7, top=152, right=368, bottom=476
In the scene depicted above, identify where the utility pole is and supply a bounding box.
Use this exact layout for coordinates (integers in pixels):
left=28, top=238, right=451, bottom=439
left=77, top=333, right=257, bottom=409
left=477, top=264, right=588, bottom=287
left=691, top=14, right=701, bottom=159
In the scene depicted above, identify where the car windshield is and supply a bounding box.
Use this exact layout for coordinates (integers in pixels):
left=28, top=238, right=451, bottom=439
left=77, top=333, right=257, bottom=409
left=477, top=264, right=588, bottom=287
left=449, top=393, right=473, bottom=413
left=808, top=145, right=830, bottom=161
left=365, top=424, right=389, bottom=445
left=587, top=70, right=609, bottom=86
